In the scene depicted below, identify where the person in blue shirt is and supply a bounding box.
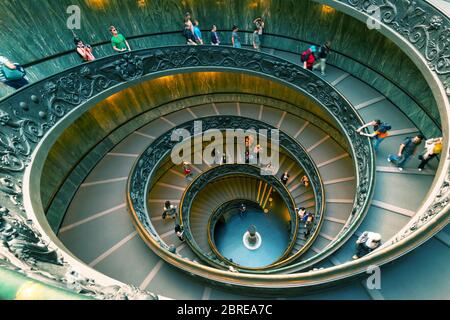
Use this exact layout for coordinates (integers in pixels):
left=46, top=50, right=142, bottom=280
left=183, top=13, right=197, bottom=45
left=388, top=135, right=424, bottom=171
left=302, top=212, right=315, bottom=238
left=193, top=20, right=203, bottom=45
left=232, top=25, right=241, bottom=48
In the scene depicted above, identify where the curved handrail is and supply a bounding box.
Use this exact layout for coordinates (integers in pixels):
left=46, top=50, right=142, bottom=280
left=127, top=115, right=326, bottom=271
left=177, top=164, right=299, bottom=271
left=120, top=47, right=373, bottom=275
left=3, top=45, right=373, bottom=295
left=0, top=0, right=447, bottom=295
left=321, top=0, right=450, bottom=245
left=180, top=164, right=299, bottom=271
left=207, top=200, right=282, bottom=268
left=129, top=138, right=303, bottom=272
left=4, top=29, right=437, bottom=132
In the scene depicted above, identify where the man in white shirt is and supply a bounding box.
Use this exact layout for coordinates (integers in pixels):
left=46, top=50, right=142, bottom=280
left=352, top=231, right=382, bottom=259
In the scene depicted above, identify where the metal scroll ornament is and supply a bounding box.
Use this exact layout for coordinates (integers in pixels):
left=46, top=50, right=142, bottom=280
left=337, top=0, right=450, bottom=242
left=0, top=45, right=373, bottom=296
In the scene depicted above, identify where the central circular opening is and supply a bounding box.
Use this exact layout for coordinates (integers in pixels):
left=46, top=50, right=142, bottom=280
left=213, top=200, right=290, bottom=268
left=242, top=226, right=262, bottom=250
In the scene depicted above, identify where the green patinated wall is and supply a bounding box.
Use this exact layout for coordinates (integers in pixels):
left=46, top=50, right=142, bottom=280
left=0, top=0, right=440, bottom=135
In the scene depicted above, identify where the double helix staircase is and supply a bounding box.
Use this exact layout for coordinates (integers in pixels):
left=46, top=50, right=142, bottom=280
left=54, top=82, right=442, bottom=297
left=1, top=0, right=449, bottom=298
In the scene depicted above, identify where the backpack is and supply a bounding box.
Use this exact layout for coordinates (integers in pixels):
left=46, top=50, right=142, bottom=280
left=1, top=64, right=25, bottom=81
left=301, top=49, right=311, bottom=63
left=377, top=122, right=391, bottom=133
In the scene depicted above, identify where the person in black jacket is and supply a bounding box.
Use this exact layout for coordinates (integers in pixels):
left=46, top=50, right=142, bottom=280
left=281, top=172, right=290, bottom=185
left=313, top=41, right=331, bottom=76
left=175, top=224, right=184, bottom=241
left=210, top=25, right=220, bottom=45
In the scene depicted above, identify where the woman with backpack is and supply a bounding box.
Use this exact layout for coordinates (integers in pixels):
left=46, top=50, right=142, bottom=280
left=300, top=46, right=316, bottom=70
left=357, top=119, right=392, bottom=152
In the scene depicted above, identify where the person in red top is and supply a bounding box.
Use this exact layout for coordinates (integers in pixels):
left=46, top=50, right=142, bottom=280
left=182, top=161, right=193, bottom=180
left=301, top=46, right=317, bottom=70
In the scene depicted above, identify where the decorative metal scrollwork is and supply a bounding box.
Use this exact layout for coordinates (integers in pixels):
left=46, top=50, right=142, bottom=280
left=178, top=164, right=299, bottom=269
left=0, top=45, right=373, bottom=295
left=128, top=116, right=326, bottom=270
left=337, top=0, right=450, bottom=244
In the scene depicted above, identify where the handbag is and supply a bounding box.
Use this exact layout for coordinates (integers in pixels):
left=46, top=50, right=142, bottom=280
left=1, top=64, right=25, bottom=81
left=419, top=151, right=430, bottom=161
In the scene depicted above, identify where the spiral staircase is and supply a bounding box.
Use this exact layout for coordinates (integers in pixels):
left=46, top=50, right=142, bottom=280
left=0, top=0, right=449, bottom=300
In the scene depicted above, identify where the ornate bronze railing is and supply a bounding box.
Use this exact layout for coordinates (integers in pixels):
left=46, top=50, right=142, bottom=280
left=4, top=29, right=437, bottom=134
left=177, top=164, right=299, bottom=270
left=126, top=115, right=326, bottom=270
left=322, top=0, right=450, bottom=246
left=1, top=44, right=373, bottom=296
left=0, top=0, right=444, bottom=296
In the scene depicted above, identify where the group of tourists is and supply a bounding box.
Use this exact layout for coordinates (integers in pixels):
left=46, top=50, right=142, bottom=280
left=162, top=201, right=185, bottom=242
left=76, top=25, right=131, bottom=62
left=352, top=120, right=442, bottom=259
left=356, top=119, right=442, bottom=172
left=281, top=172, right=309, bottom=188
left=281, top=172, right=314, bottom=238
left=183, top=13, right=265, bottom=51
left=1, top=14, right=332, bottom=91
left=296, top=207, right=315, bottom=238
left=2, top=14, right=443, bottom=265
left=300, top=41, right=332, bottom=75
